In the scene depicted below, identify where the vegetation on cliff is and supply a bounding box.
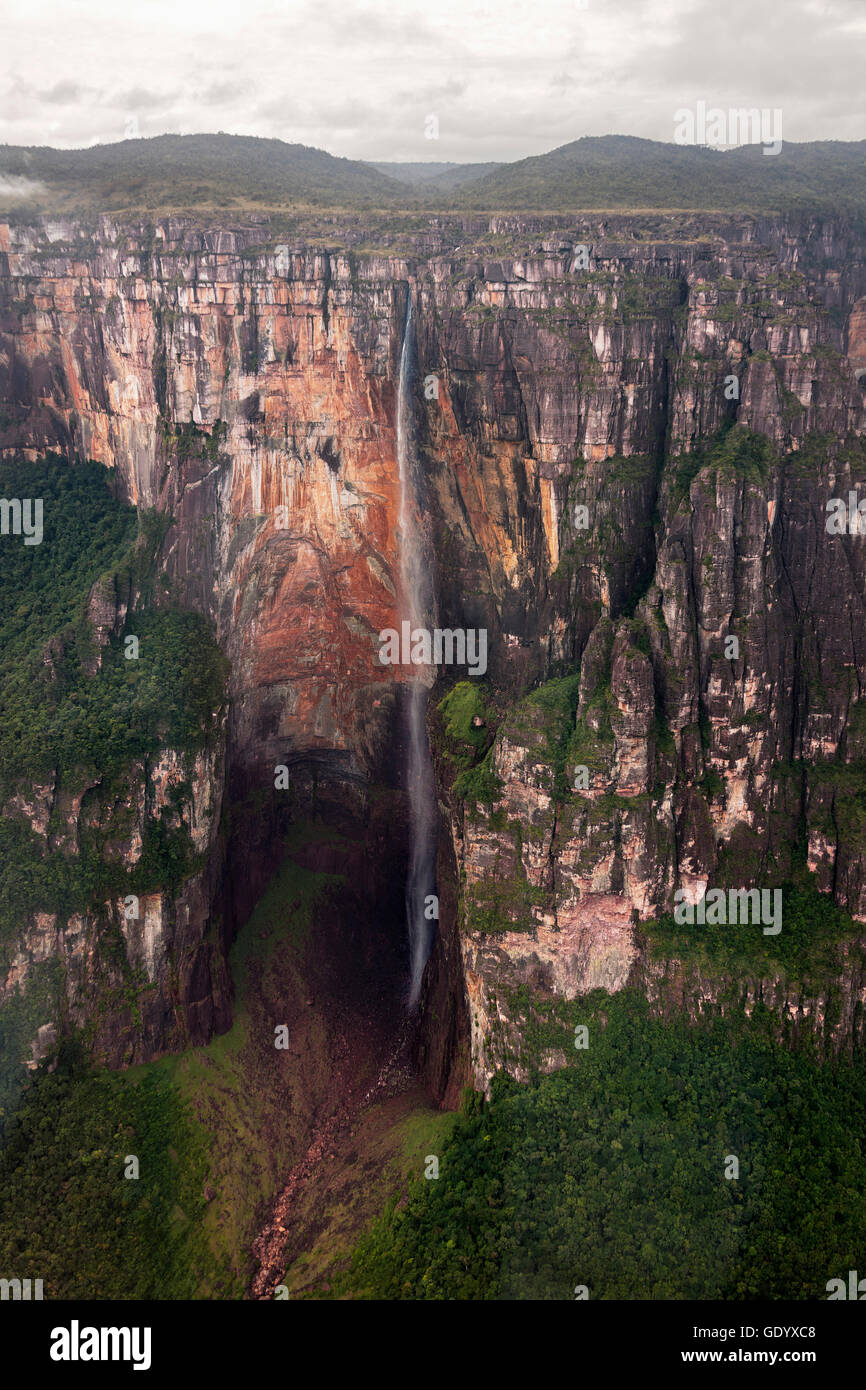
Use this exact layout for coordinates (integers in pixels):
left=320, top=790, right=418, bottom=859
left=642, top=882, right=866, bottom=983
left=0, top=455, right=228, bottom=1112
left=668, top=422, right=775, bottom=510
left=0, top=456, right=227, bottom=795
left=435, top=680, right=503, bottom=808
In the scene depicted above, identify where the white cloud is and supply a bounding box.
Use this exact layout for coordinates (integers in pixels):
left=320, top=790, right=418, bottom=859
left=0, top=0, right=862, bottom=158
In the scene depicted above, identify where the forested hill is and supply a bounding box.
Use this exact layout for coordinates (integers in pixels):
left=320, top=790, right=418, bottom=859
left=2, top=132, right=866, bottom=214
left=447, top=135, right=866, bottom=213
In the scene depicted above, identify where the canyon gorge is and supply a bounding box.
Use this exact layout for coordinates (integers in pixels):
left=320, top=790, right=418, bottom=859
left=2, top=206, right=866, bottom=1295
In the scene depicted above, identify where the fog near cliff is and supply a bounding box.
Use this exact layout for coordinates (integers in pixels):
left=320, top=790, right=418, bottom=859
left=0, top=0, right=863, bottom=159
left=0, top=174, right=44, bottom=197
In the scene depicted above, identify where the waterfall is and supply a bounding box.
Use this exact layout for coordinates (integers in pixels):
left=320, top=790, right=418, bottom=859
left=396, top=293, right=438, bottom=1009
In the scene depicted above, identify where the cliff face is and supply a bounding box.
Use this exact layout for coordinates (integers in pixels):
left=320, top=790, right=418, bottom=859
left=2, top=210, right=866, bottom=1094
left=0, top=725, right=230, bottom=1071
left=1, top=219, right=413, bottom=777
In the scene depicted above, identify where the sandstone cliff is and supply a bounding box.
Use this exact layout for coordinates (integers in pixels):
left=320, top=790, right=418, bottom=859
left=2, top=209, right=866, bottom=1094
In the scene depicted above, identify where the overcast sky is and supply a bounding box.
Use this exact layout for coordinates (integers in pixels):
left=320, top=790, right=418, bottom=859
left=1, top=0, right=863, bottom=162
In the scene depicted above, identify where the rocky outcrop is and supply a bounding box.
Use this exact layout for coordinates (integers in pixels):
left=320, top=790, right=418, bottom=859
left=0, top=735, right=230, bottom=1070
left=633, top=933, right=866, bottom=1059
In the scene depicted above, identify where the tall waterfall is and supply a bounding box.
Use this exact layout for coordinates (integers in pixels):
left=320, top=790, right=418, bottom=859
left=396, top=293, right=438, bottom=1009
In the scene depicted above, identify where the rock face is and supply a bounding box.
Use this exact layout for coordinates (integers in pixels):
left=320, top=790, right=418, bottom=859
left=633, top=935, right=866, bottom=1059
left=0, top=735, right=230, bottom=1070
left=463, top=895, right=637, bottom=1087
left=2, top=210, right=866, bottom=1093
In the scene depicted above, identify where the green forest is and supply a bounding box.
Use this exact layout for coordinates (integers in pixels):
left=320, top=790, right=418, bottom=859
left=4, top=980, right=861, bottom=1300
left=334, top=990, right=866, bottom=1300
left=0, top=1048, right=210, bottom=1299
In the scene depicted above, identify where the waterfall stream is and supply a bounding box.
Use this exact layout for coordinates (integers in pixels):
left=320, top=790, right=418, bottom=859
left=396, top=293, right=438, bottom=1008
